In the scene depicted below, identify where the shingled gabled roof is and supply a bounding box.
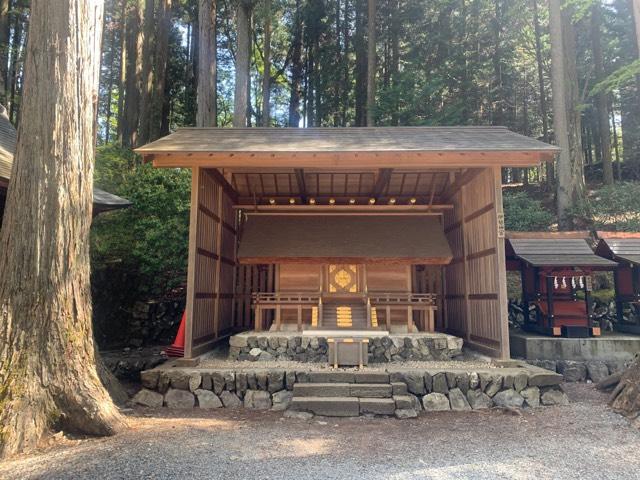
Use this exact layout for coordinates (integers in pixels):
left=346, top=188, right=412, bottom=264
left=0, top=108, right=131, bottom=213
left=595, top=232, right=640, bottom=266
left=505, top=232, right=616, bottom=268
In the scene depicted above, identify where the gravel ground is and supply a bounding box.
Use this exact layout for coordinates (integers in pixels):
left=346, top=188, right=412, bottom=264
left=1, top=383, right=638, bottom=480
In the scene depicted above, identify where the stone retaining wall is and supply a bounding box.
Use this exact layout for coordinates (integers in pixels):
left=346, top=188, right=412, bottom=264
left=526, top=359, right=630, bottom=383
left=134, top=364, right=567, bottom=416
left=228, top=332, right=464, bottom=363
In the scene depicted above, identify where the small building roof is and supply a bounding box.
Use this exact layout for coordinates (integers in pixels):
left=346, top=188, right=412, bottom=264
left=136, top=127, right=559, bottom=169
left=237, top=214, right=453, bottom=265
left=595, top=232, right=640, bottom=266
left=505, top=233, right=616, bottom=268
left=0, top=108, right=131, bottom=213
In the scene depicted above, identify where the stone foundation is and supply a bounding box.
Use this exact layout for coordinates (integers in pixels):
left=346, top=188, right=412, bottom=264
left=526, top=358, right=631, bottom=383
left=134, top=362, right=567, bottom=416
left=228, top=331, right=464, bottom=363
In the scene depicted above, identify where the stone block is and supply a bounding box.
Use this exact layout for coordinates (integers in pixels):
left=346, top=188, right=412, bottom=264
left=359, top=398, right=396, bottom=415
left=224, top=372, right=235, bottom=391
left=268, top=337, right=279, bottom=350
left=201, top=373, right=212, bottom=391
left=395, top=408, right=418, bottom=419
left=229, top=335, right=248, bottom=348
left=484, top=377, right=503, bottom=397
left=283, top=410, right=314, bottom=420
left=164, top=389, right=195, bottom=409
left=455, top=374, right=470, bottom=394
left=448, top=388, right=471, bottom=411
left=293, top=383, right=351, bottom=397
left=235, top=373, right=248, bottom=397
left=402, top=372, right=426, bottom=395
left=557, top=361, right=587, bottom=382
left=244, top=390, right=272, bottom=409
left=256, top=371, right=268, bottom=390
left=267, top=370, right=285, bottom=393
left=257, top=337, right=269, bottom=350
left=308, top=371, right=355, bottom=383
left=520, top=386, right=540, bottom=408
left=586, top=361, right=609, bottom=383
left=272, top=390, right=293, bottom=411
left=432, top=373, right=449, bottom=394
left=527, top=369, right=563, bottom=387
left=212, top=372, right=225, bottom=394
left=393, top=395, right=414, bottom=410
left=513, top=372, right=528, bottom=392
left=188, top=372, right=202, bottom=392
left=422, top=393, right=450, bottom=411
left=291, top=397, right=360, bottom=417
left=391, top=382, right=408, bottom=395
left=140, top=370, right=159, bottom=390
left=469, top=372, right=480, bottom=389
left=133, top=389, right=164, bottom=408
left=350, top=384, right=392, bottom=398
left=195, top=389, right=222, bottom=409
left=424, top=372, right=433, bottom=392
left=220, top=391, right=243, bottom=408
left=466, top=389, right=493, bottom=410
left=285, top=371, right=296, bottom=390
left=169, top=371, right=190, bottom=390
left=247, top=372, right=257, bottom=390
left=248, top=348, right=262, bottom=361
left=541, top=388, right=569, bottom=406
left=492, top=390, right=524, bottom=409
left=259, top=351, right=274, bottom=361
left=354, top=372, right=390, bottom=384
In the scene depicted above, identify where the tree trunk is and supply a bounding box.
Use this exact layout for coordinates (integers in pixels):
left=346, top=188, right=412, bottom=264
left=390, top=0, right=399, bottom=126
left=633, top=0, right=640, bottom=56
left=0, top=0, right=10, bottom=104
left=288, top=0, right=302, bottom=127
left=598, top=355, right=640, bottom=417
left=149, top=0, right=171, bottom=140
left=354, top=0, right=366, bottom=126
left=366, top=0, right=376, bottom=126
left=7, top=2, right=26, bottom=123
left=261, top=0, right=271, bottom=127
left=138, top=0, right=156, bottom=145
left=233, top=0, right=251, bottom=127
left=122, top=0, right=143, bottom=147
left=196, top=0, right=217, bottom=127
left=0, top=0, right=126, bottom=459
left=591, top=3, right=614, bottom=185
left=116, top=0, right=127, bottom=142
left=549, top=0, right=584, bottom=228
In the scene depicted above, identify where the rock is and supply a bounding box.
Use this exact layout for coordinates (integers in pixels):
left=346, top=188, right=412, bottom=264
left=256, top=371, right=268, bottom=390
left=605, top=360, right=627, bottom=374
left=404, top=372, right=426, bottom=395
left=527, top=369, right=563, bottom=387
left=133, top=389, right=164, bottom=408
left=195, top=389, right=222, bottom=409
left=157, top=372, right=171, bottom=394
left=482, top=374, right=502, bottom=397
left=164, top=389, right=195, bottom=409
left=235, top=373, right=248, bottom=396
left=271, top=390, right=293, bottom=411
left=201, top=373, right=213, bottom=391
left=533, top=360, right=558, bottom=372
left=586, top=362, right=609, bottom=383
left=285, top=371, right=296, bottom=390
left=466, top=389, right=493, bottom=410
left=432, top=373, right=449, bottom=394
left=469, top=372, right=480, bottom=389
left=513, top=372, right=528, bottom=392
left=247, top=372, right=257, bottom=390
left=188, top=372, right=202, bottom=392
left=169, top=371, right=190, bottom=390
left=422, top=393, right=450, bottom=411
left=448, top=388, right=471, bottom=411
left=360, top=398, right=396, bottom=415
left=410, top=394, right=423, bottom=412
left=492, top=390, right=524, bottom=409
left=557, top=361, right=587, bottom=382
left=393, top=395, right=414, bottom=410
left=268, top=370, right=285, bottom=393
left=395, top=408, right=418, bottom=419
left=229, top=335, right=248, bottom=348
left=424, top=372, right=433, bottom=392
left=455, top=374, right=470, bottom=394
left=211, top=372, right=226, bottom=394
left=220, top=391, right=243, bottom=408
left=140, top=370, right=159, bottom=390
left=283, top=410, right=314, bottom=420
left=391, top=382, right=408, bottom=395
left=259, top=351, right=275, bottom=361
left=244, top=390, right=273, bottom=409
left=249, top=348, right=262, bottom=360
left=541, top=389, right=569, bottom=406
left=224, top=372, right=235, bottom=391
left=520, top=387, right=540, bottom=408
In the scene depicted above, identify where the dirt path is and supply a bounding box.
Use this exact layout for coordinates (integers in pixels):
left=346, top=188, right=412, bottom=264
left=1, top=384, right=638, bottom=480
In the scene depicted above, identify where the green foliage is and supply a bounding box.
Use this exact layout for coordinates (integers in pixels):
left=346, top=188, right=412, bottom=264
left=91, top=145, right=191, bottom=297
left=571, top=182, right=640, bottom=232
left=590, top=60, right=640, bottom=97
left=503, top=190, right=555, bottom=231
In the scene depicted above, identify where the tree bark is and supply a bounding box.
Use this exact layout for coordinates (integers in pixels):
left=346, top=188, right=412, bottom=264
left=549, top=0, right=584, bottom=228
left=149, top=0, right=171, bottom=140
left=288, top=0, right=302, bottom=127
left=366, top=0, right=376, bottom=126
left=116, top=0, right=127, bottom=142
left=598, top=355, right=640, bottom=417
left=633, top=0, right=640, bottom=57
left=261, top=0, right=271, bottom=126
left=233, top=0, right=251, bottom=127
left=354, top=0, right=366, bottom=126
left=591, top=3, right=614, bottom=185
left=0, top=0, right=9, bottom=104
left=122, top=0, right=143, bottom=147
left=0, top=0, right=126, bottom=459
left=196, top=0, right=217, bottom=127
left=138, top=0, right=156, bottom=145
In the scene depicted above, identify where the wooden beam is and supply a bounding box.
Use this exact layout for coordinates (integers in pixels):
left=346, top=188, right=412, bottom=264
left=442, top=169, right=484, bottom=202
left=371, top=168, right=393, bottom=199
left=184, top=167, right=201, bottom=359
left=204, top=168, right=240, bottom=203
left=233, top=204, right=454, bottom=212
left=294, top=168, right=307, bottom=203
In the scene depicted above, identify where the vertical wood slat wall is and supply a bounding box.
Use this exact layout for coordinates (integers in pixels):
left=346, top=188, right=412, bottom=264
left=185, top=167, right=240, bottom=358
left=443, top=167, right=509, bottom=358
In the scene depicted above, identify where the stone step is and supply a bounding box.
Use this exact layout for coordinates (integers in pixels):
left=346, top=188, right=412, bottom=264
left=359, top=397, right=396, bottom=415
left=290, top=396, right=360, bottom=417
left=293, top=382, right=393, bottom=398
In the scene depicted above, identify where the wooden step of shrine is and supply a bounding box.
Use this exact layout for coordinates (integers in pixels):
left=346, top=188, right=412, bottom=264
left=321, top=303, right=368, bottom=329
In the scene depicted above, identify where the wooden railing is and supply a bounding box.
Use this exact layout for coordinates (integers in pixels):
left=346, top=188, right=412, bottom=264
left=251, top=292, right=438, bottom=333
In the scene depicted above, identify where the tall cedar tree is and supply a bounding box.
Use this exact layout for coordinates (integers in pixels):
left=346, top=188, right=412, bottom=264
left=197, top=0, right=217, bottom=127
left=0, top=0, right=126, bottom=458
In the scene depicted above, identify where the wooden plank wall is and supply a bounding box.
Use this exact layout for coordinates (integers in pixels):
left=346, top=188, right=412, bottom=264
left=443, top=167, right=509, bottom=358
left=185, top=168, right=242, bottom=358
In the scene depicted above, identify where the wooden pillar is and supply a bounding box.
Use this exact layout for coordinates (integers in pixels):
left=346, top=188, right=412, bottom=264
left=492, top=166, right=510, bottom=359
left=184, top=167, right=201, bottom=359
left=385, top=305, right=391, bottom=331
left=407, top=305, right=413, bottom=333
left=212, top=177, right=224, bottom=340
left=297, top=304, right=303, bottom=332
